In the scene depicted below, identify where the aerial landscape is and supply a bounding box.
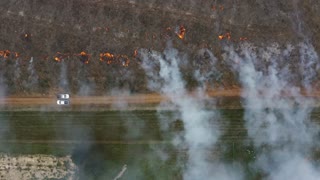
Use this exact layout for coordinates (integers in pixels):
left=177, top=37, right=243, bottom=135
left=0, top=0, right=320, bottom=179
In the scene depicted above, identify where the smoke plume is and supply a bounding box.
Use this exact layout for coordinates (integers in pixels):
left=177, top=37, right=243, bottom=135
left=140, top=44, right=242, bottom=180
left=27, top=57, right=39, bottom=90
left=223, top=42, right=320, bottom=179
left=59, top=61, right=69, bottom=92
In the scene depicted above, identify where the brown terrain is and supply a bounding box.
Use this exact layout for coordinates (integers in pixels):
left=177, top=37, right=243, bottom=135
left=0, top=0, right=319, bottom=96
left=0, top=1, right=319, bottom=178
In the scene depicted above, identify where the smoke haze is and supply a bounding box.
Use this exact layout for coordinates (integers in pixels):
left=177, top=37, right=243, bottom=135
left=140, top=44, right=243, bottom=180
left=223, top=42, right=320, bottom=179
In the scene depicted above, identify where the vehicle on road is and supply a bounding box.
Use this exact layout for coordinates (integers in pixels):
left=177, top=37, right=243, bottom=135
left=57, top=100, right=70, bottom=105
left=57, top=94, right=70, bottom=99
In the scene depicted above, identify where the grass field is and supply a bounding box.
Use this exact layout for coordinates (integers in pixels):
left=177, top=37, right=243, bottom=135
left=0, top=109, right=319, bottom=179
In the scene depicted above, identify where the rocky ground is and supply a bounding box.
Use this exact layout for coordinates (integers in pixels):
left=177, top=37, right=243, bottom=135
left=0, top=154, right=77, bottom=180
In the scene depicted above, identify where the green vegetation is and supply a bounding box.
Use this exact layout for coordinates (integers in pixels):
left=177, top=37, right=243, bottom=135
left=0, top=110, right=318, bottom=179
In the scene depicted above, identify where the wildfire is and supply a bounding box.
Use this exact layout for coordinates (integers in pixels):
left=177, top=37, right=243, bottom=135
left=79, top=51, right=90, bottom=64
left=218, top=32, right=231, bottom=40
left=100, top=51, right=132, bottom=67
left=0, top=50, right=22, bottom=59
left=54, top=52, right=63, bottom=62
left=0, top=49, right=137, bottom=66
left=54, top=56, right=61, bottom=62
left=100, top=51, right=116, bottom=64
left=0, top=50, right=11, bottom=58
left=176, top=25, right=186, bottom=39
left=100, top=52, right=114, bottom=61
left=80, top=51, right=87, bottom=56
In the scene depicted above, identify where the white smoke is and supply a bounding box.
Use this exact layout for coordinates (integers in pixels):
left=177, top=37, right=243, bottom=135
left=223, top=42, right=320, bottom=179
left=298, top=42, right=319, bottom=91
left=14, top=58, right=21, bottom=83
left=27, top=57, right=39, bottom=90
left=140, top=45, right=242, bottom=180
left=59, top=61, right=69, bottom=92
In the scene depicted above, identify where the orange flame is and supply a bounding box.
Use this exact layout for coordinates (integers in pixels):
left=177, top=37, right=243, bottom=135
left=4, top=50, right=10, bottom=58
left=176, top=25, right=186, bottom=39
left=218, top=32, right=231, bottom=40
left=100, top=51, right=132, bottom=66
left=79, top=51, right=90, bottom=64
left=100, top=52, right=115, bottom=62
left=0, top=48, right=137, bottom=67
left=54, top=52, right=63, bottom=62
left=0, top=50, right=11, bottom=58
left=80, top=51, right=87, bottom=56
left=54, top=57, right=61, bottom=62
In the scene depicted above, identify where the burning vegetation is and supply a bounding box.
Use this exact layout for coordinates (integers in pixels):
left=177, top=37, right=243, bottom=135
left=54, top=52, right=64, bottom=62
left=218, top=32, right=248, bottom=42
left=100, top=52, right=114, bottom=64
left=79, top=51, right=90, bottom=64
left=100, top=52, right=130, bottom=67
left=0, top=49, right=136, bottom=67
left=1, top=7, right=249, bottom=66
left=176, top=25, right=186, bottom=39
left=0, top=50, right=21, bottom=59
left=0, top=50, right=11, bottom=58
left=218, top=32, right=231, bottom=40
left=1, top=27, right=248, bottom=64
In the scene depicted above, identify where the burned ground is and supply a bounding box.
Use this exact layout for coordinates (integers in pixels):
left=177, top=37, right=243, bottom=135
left=0, top=0, right=320, bottom=95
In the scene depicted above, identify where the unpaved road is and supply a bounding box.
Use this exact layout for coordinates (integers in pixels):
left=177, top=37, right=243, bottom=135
left=1, top=89, right=320, bottom=110
left=0, top=89, right=242, bottom=108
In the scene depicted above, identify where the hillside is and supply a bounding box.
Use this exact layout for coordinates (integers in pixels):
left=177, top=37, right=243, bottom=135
left=0, top=0, right=319, bottom=95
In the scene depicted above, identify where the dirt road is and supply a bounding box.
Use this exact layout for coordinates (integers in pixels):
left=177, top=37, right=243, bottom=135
left=0, top=88, right=320, bottom=110
left=0, top=89, right=241, bottom=107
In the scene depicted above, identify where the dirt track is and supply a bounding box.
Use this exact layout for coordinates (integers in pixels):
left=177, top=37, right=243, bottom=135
left=0, top=89, right=241, bottom=106
left=1, top=88, right=320, bottom=109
